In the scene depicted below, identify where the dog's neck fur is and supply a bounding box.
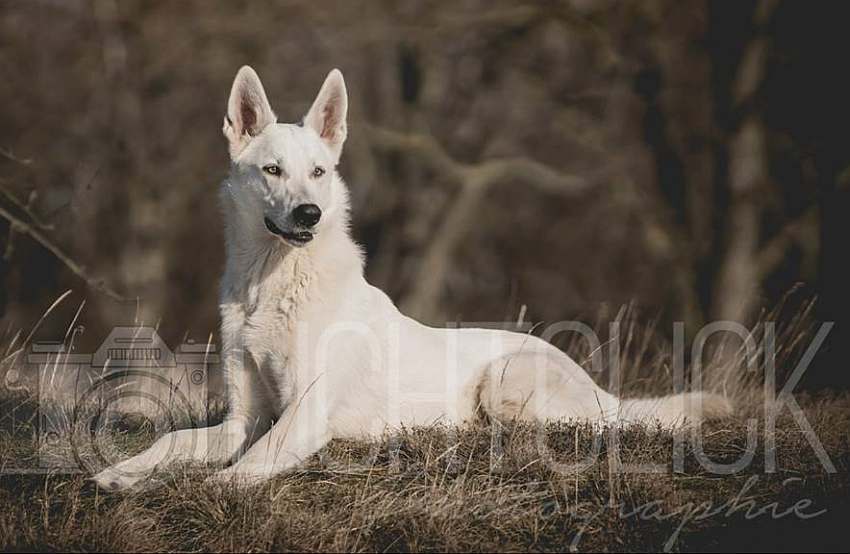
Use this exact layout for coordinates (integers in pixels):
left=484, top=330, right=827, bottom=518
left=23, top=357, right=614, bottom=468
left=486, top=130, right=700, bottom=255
left=219, top=173, right=363, bottom=319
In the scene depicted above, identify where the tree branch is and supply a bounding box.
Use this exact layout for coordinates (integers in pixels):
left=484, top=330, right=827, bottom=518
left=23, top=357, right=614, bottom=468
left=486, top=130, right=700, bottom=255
left=0, top=147, right=32, bottom=167
left=363, top=124, right=467, bottom=182
left=0, top=181, right=54, bottom=230
left=365, top=124, right=595, bottom=321
left=0, top=202, right=128, bottom=302
left=757, top=206, right=819, bottom=276
left=364, top=124, right=592, bottom=195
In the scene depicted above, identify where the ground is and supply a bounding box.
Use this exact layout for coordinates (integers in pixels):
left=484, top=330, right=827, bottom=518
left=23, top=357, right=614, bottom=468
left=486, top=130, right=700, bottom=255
left=0, top=390, right=848, bottom=552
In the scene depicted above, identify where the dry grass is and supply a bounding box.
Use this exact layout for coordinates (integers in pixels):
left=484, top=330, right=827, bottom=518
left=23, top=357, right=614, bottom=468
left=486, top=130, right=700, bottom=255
left=0, top=399, right=848, bottom=552
left=1, top=301, right=848, bottom=552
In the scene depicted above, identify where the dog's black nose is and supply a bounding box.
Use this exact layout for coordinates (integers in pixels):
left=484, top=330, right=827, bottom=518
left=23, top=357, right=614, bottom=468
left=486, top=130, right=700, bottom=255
left=292, top=203, right=321, bottom=227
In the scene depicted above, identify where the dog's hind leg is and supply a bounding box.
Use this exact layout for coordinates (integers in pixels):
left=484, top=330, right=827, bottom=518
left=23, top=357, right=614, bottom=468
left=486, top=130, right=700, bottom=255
left=477, top=350, right=618, bottom=427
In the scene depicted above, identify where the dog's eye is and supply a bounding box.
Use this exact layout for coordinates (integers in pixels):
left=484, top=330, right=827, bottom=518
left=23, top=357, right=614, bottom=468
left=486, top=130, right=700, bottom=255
left=263, top=164, right=281, bottom=176
left=311, top=166, right=326, bottom=179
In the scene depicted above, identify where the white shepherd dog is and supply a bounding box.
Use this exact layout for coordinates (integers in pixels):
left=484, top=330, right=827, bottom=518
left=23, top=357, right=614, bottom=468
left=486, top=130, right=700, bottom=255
left=93, top=67, right=731, bottom=490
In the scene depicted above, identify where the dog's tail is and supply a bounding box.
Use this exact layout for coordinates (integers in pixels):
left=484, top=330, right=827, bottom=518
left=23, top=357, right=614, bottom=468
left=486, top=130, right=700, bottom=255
left=618, top=391, right=733, bottom=428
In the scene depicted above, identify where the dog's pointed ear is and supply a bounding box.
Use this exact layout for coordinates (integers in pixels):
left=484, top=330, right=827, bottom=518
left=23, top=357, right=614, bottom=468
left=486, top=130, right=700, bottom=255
left=223, top=66, right=277, bottom=157
left=304, top=69, right=348, bottom=162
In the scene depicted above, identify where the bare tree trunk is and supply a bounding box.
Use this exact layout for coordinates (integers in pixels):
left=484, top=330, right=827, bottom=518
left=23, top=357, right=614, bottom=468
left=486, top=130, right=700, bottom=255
left=713, top=118, right=766, bottom=323
left=711, top=1, right=775, bottom=323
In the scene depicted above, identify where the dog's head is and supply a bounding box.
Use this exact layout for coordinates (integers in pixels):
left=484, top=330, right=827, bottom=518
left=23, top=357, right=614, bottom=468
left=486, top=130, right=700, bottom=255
left=222, top=66, right=348, bottom=248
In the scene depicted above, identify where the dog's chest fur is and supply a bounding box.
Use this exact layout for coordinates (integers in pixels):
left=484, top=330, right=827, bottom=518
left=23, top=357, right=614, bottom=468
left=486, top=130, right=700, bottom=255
left=224, top=245, right=317, bottom=385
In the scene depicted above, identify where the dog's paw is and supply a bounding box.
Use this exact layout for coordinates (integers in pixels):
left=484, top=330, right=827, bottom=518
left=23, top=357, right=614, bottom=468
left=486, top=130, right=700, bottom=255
left=203, top=467, right=267, bottom=488
left=89, top=465, right=146, bottom=492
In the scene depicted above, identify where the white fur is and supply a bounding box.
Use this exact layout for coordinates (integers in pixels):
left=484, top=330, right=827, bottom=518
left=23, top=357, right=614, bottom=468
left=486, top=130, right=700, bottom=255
left=92, top=67, right=731, bottom=491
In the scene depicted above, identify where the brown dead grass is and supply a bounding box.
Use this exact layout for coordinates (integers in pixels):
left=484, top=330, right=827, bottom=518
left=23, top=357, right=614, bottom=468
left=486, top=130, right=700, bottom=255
left=0, top=391, right=848, bottom=552
left=1, top=301, right=847, bottom=551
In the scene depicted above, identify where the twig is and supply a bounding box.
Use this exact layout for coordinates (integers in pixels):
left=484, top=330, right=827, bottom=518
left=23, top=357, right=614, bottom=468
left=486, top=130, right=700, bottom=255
left=0, top=181, right=54, bottom=230
left=0, top=203, right=127, bottom=302
left=0, top=147, right=32, bottom=166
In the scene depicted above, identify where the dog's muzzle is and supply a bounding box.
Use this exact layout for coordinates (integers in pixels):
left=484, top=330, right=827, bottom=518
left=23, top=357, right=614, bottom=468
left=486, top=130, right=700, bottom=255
left=264, top=217, right=313, bottom=246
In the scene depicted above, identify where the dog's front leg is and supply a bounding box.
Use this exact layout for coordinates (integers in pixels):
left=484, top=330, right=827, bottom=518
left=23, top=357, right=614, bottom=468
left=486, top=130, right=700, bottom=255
left=90, top=419, right=256, bottom=491
left=92, top=303, right=271, bottom=491
left=91, top=365, right=271, bottom=492
left=207, top=384, right=330, bottom=486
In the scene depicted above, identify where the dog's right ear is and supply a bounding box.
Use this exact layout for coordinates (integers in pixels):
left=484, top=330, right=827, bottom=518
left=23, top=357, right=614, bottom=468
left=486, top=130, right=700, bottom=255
left=223, top=66, right=277, bottom=157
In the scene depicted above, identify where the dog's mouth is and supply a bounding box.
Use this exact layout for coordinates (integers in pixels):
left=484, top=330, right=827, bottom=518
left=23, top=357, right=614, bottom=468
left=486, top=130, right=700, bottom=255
left=264, top=217, right=313, bottom=246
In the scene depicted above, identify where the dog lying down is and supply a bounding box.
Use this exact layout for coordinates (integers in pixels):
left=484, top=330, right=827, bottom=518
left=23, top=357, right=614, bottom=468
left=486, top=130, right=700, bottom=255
left=93, top=66, right=732, bottom=491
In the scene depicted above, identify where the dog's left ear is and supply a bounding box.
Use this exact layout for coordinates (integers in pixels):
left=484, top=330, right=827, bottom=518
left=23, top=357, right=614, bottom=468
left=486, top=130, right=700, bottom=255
left=304, top=69, right=348, bottom=162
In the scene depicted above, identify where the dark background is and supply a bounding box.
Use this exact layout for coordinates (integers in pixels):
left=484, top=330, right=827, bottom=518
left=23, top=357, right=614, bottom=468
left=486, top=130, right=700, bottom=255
left=1, top=0, right=848, bottom=387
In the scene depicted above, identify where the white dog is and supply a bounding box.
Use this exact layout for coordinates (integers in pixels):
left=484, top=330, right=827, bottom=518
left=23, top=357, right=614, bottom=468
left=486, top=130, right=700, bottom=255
left=93, top=67, right=731, bottom=490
